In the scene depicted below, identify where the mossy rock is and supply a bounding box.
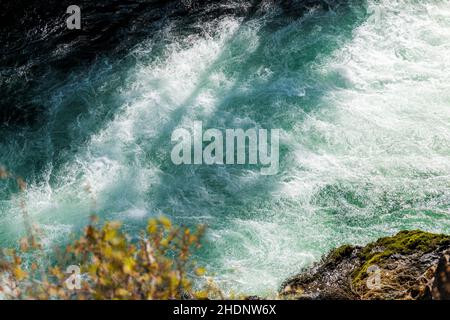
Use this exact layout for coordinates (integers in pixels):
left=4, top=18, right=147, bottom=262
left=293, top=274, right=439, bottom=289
left=281, top=230, right=450, bottom=300
left=328, top=244, right=355, bottom=263
left=352, top=230, right=450, bottom=288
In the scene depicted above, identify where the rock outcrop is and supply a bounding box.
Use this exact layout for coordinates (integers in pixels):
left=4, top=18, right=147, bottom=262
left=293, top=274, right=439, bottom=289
left=281, top=230, right=450, bottom=300
left=432, top=251, right=450, bottom=300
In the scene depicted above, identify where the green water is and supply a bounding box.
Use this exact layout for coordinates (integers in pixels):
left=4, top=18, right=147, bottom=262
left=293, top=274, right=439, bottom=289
left=1, top=0, right=450, bottom=295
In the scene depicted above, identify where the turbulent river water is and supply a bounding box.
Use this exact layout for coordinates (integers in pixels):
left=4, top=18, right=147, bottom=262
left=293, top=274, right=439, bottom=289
left=1, top=0, right=450, bottom=295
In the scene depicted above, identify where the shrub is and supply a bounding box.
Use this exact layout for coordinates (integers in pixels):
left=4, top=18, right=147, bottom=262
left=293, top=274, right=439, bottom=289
left=0, top=165, right=213, bottom=300
left=0, top=216, right=210, bottom=300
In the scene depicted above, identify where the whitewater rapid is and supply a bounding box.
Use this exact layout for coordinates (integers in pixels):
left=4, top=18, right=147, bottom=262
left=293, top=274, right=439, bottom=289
left=1, top=0, right=450, bottom=295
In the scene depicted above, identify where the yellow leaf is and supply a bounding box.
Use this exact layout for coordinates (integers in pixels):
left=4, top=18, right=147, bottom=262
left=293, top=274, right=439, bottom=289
left=104, top=228, right=117, bottom=242
left=115, top=288, right=129, bottom=297
left=195, top=291, right=209, bottom=299
left=122, top=257, right=136, bottom=274
left=195, top=267, right=206, bottom=276
left=147, top=219, right=157, bottom=234
left=160, top=216, right=172, bottom=229
left=13, top=267, right=28, bottom=281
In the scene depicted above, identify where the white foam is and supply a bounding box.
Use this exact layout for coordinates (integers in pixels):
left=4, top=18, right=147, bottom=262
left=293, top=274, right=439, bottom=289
left=3, top=1, right=450, bottom=295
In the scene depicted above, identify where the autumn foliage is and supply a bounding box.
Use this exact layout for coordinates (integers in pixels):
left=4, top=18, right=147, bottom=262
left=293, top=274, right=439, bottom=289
left=0, top=166, right=213, bottom=300
left=0, top=216, right=211, bottom=300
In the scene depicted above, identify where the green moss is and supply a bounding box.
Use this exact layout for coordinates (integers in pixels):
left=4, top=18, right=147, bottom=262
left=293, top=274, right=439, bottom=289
left=352, top=230, right=450, bottom=287
left=329, top=244, right=354, bottom=262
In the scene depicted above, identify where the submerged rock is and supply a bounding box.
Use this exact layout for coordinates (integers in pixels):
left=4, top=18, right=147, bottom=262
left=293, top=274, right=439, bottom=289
left=281, top=230, right=450, bottom=300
